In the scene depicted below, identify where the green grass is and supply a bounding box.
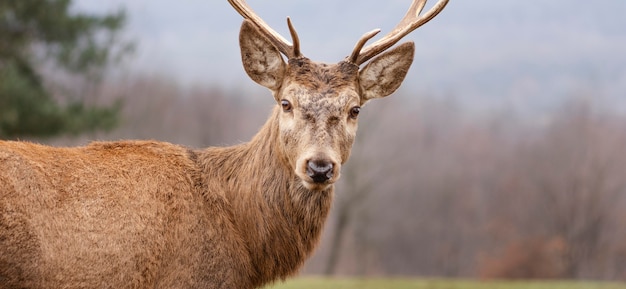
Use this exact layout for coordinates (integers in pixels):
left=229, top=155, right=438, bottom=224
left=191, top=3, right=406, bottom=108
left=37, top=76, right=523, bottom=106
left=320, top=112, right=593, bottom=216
left=263, top=277, right=626, bottom=289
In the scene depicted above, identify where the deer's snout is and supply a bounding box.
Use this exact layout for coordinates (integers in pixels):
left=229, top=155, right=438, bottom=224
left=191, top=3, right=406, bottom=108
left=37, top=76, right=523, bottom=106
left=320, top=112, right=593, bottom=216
left=306, top=159, right=334, bottom=183
left=295, top=151, right=341, bottom=190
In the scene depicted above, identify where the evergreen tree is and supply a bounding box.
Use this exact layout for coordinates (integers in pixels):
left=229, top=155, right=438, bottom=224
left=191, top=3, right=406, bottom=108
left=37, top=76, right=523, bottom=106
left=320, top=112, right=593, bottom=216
left=0, top=0, right=131, bottom=138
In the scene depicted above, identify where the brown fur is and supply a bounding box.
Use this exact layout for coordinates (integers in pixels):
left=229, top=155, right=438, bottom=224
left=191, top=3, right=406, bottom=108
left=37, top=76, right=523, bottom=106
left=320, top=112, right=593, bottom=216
left=0, top=19, right=416, bottom=289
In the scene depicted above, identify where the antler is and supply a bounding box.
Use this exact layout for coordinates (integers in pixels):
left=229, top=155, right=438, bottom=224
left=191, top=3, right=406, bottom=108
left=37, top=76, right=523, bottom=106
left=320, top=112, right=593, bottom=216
left=228, top=0, right=301, bottom=59
left=348, top=0, right=449, bottom=65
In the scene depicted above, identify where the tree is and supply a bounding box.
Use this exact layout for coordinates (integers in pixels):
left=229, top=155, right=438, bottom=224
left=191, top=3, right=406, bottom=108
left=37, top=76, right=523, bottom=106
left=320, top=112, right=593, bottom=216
left=0, top=0, right=131, bottom=139
left=521, top=102, right=626, bottom=278
left=482, top=100, right=626, bottom=279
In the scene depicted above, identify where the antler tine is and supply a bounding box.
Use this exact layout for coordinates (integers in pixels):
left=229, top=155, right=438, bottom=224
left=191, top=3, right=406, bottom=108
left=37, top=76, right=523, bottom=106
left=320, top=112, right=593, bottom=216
left=347, top=29, right=381, bottom=65
left=228, top=0, right=301, bottom=59
left=349, top=0, right=449, bottom=65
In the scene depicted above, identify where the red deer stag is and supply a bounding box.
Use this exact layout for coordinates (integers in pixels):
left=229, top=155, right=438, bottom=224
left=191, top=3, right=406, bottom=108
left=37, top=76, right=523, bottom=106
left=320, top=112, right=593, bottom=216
left=0, top=0, right=449, bottom=288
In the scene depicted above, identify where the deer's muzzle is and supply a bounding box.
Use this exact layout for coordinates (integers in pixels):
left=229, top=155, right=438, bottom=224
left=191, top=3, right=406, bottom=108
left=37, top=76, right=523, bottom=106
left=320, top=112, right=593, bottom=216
left=306, top=159, right=334, bottom=183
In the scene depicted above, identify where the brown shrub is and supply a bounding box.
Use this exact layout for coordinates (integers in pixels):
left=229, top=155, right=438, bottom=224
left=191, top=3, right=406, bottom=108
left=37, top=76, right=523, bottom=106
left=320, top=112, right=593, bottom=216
left=479, top=237, right=567, bottom=279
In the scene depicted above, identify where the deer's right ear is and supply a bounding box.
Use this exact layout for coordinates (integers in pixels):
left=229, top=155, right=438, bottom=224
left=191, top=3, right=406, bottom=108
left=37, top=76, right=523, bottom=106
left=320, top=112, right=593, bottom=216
left=358, top=42, right=415, bottom=103
left=239, top=20, right=286, bottom=91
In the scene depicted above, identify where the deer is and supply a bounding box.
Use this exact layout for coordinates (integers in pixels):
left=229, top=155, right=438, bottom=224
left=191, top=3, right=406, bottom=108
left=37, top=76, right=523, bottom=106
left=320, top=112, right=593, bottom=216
left=0, top=0, right=449, bottom=288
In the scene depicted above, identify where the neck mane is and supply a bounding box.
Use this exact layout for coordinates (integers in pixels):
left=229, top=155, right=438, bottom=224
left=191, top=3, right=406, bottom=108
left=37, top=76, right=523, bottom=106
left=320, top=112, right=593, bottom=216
left=196, top=107, right=333, bottom=285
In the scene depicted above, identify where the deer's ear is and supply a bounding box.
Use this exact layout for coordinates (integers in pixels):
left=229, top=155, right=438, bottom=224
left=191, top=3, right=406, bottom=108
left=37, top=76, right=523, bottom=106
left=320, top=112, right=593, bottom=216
left=239, top=20, right=286, bottom=91
left=358, top=42, right=415, bottom=103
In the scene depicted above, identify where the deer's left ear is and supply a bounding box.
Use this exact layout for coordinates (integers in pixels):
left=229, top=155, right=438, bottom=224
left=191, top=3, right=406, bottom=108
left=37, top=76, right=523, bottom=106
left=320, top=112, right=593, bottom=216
left=239, top=20, right=286, bottom=92
left=358, top=42, right=415, bottom=103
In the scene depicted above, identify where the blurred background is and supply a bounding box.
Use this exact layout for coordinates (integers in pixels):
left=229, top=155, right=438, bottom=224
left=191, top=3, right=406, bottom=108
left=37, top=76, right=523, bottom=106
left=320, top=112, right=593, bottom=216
left=2, top=0, right=626, bottom=280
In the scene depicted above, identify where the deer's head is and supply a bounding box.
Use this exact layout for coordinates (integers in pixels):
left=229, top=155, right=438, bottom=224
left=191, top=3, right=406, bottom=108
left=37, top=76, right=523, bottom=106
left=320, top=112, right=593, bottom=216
left=230, top=0, right=449, bottom=191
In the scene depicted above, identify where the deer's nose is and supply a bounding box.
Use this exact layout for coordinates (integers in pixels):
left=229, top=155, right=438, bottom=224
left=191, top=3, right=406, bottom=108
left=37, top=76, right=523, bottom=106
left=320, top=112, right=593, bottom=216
left=306, top=159, right=334, bottom=183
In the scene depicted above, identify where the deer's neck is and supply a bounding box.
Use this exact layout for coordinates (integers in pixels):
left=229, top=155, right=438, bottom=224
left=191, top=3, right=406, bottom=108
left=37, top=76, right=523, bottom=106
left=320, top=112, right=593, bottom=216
left=196, top=108, right=333, bottom=284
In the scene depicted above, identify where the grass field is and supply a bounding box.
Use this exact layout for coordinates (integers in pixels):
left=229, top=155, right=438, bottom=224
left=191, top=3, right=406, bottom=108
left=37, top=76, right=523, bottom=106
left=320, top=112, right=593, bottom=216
left=263, top=277, right=626, bottom=289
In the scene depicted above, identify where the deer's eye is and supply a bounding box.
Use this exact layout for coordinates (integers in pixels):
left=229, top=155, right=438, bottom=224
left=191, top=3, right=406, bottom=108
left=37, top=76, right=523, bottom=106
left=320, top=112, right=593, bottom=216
left=349, top=106, right=361, bottom=119
left=281, top=99, right=292, bottom=112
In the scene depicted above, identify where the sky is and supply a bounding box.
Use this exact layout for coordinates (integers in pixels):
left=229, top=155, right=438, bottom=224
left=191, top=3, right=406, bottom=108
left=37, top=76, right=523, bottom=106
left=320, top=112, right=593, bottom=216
left=74, top=0, right=626, bottom=114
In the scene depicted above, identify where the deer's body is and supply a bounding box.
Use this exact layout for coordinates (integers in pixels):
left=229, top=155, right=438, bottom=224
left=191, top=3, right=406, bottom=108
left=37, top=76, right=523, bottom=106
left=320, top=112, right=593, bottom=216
left=1, top=107, right=330, bottom=288
left=0, top=0, right=448, bottom=288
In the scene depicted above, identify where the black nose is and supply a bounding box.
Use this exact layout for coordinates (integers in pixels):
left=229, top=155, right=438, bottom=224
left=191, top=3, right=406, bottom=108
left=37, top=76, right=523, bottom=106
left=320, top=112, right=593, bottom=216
left=306, top=159, right=334, bottom=183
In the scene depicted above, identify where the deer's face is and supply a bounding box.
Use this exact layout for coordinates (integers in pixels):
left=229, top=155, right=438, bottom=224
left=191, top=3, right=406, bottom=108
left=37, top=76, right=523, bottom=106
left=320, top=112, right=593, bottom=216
left=273, top=59, right=361, bottom=190
left=239, top=20, right=415, bottom=191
